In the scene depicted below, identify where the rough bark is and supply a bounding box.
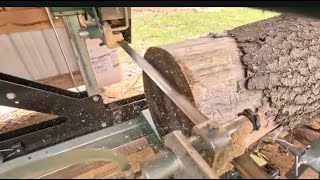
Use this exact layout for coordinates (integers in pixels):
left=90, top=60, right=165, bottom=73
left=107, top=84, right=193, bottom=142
left=229, top=14, right=320, bottom=129
left=143, top=14, right=320, bottom=137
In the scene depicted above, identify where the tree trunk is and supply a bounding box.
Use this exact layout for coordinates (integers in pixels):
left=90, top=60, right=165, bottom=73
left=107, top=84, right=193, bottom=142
left=291, top=124, right=320, bottom=145
left=143, top=14, right=320, bottom=137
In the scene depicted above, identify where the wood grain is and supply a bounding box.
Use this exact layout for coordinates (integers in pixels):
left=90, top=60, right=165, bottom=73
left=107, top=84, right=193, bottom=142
left=143, top=37, right=264, bottom=137
left=0, top=8, right=64, bottom=34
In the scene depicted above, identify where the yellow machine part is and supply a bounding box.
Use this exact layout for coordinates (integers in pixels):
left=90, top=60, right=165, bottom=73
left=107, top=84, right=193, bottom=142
left=249, top=152, right=270, bottom=167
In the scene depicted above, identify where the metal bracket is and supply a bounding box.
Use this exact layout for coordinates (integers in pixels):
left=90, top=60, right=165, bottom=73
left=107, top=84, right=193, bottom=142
left=238, top=109, right=261, bottom=130
left=274, top=136, right=320, bottom=178
left=140, top=113, right=261, bottom=178
left=102, top=22, right=124, bottom=48
left=141, top=131, right=218, bottom=179
left=299, top=140, right=320, bottom=174
left=0, top=72, right=147, bottom=161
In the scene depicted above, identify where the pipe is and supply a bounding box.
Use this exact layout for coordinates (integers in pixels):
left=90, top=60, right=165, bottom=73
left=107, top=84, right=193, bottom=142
left=0, top=148, right=134, bottom=179
left=112, top=8, right=129, bottom=32
left=275, top=136, right=303, bottom=157
left=140, top=151, right=180, bottom=179
left=223, top=115, right=251, bottom=135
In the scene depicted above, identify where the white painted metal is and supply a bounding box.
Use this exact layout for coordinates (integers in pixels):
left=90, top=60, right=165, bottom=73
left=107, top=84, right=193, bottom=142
left=0, top=28, right=79, bottom=81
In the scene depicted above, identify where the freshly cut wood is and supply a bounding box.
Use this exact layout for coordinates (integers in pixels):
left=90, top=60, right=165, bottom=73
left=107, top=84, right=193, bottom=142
left=143, top=14, right=320, bottom=137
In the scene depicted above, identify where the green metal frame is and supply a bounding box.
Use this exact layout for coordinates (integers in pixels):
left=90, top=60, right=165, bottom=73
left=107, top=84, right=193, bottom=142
left=50, top=7, right=87, bottom=16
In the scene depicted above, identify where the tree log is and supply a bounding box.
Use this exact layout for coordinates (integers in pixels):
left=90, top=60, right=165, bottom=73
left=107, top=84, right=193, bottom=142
left=143, top=14, right=320, bottom=137
left=291, top=125, right=320, bottom=145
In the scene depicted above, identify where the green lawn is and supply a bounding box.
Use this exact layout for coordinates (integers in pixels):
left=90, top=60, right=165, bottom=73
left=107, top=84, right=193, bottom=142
left=130, top=8, right=280, bottom=52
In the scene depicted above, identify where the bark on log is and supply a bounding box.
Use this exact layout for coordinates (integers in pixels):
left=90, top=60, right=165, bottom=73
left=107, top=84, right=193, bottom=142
left=143, top=36, right=264, bottom=137
left=143, top=14, right=320, bottom=137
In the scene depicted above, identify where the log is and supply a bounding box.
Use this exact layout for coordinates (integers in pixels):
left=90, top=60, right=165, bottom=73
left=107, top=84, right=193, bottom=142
left=143, top=37, right=264, bottom=137
left=143, top=14, right=320, bottom=138
left=291, top=125, right=320, bottom=145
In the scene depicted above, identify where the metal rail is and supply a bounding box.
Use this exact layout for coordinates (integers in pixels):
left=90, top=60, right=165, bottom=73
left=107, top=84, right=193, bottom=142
left=0, top=118, right=146, bottom=178
left=45, top=7, right=79, bottom=92
left=63, top=15, right=100, bottom=96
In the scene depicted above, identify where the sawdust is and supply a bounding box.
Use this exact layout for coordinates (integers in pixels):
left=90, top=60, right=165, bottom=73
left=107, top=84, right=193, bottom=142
left=101, top=74, right=144, bottom=103
left=259, top=139, right=319, bottom=179
left=0, top=108, right=57, bottom=134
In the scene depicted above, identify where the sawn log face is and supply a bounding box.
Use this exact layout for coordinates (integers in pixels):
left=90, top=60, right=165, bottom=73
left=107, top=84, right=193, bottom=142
left=143, top=37, right=263, bottom=137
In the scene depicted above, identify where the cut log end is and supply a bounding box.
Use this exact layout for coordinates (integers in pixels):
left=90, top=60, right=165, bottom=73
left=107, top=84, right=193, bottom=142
left=143, top=37, right=264, bottom=137
left=143, top=47, right=195, bottom=137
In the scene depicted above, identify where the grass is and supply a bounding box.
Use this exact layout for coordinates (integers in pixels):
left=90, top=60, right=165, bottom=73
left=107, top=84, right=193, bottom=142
left=130, top=8, right=280, bottom=52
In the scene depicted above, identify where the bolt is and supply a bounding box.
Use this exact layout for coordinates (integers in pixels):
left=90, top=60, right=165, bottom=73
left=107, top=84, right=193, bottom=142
left=54, top=16, right=59, bottom=19
left=78, top=30, right=89, bottom=38
left=300, top=158, right=307, bottom=164
left=93, top=96, right=100, bottom=102
left=6, top=93, right=16, bottom=100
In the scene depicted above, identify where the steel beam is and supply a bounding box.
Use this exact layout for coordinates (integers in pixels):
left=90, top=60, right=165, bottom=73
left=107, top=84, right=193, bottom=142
left=63, top=15, right=100, bottom=96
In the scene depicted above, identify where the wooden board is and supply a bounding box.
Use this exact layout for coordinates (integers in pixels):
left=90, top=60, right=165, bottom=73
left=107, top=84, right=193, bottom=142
left=0, top=7, right=64, bottom=34
left=38, top=71, right=84, bottom=90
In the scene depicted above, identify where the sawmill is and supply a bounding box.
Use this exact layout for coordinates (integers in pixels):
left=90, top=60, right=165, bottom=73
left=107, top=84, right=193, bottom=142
left=0, top=6, right=320, bottom=179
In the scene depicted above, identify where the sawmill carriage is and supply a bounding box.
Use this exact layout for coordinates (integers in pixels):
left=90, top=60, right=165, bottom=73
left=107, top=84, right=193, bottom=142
left=0, top=6, right=319, bottom=179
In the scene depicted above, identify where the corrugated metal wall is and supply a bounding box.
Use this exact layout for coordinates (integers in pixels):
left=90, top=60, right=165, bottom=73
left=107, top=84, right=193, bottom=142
left=0, top=27, right=79, bottom=81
